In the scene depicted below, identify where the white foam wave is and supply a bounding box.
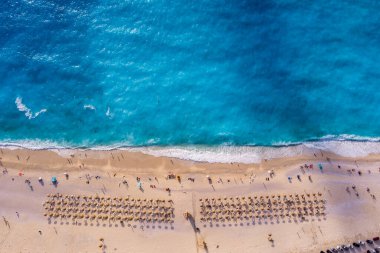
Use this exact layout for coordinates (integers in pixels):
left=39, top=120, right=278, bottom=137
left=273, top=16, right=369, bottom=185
left=134, top=139, right=380, bottom=163
left=84, top=104, right=96, bottom=110
left=304, top=140, right=380, bottom=157
left=0, top=140, right=132, bottom=151
left=15, top=97, right=47, bottom=119
left=0, top=139, right=67, bottom=150
left=134, top=145, right=310, bottom=164
left=318, top=134, right=380, bottom=142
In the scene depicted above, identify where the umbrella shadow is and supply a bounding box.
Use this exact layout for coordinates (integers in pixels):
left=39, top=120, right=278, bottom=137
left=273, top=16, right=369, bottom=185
left=187, top=214, right=199, bottom=233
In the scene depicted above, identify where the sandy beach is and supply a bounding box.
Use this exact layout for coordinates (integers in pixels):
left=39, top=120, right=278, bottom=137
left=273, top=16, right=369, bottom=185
left=1, top=147, right=380, bottom=253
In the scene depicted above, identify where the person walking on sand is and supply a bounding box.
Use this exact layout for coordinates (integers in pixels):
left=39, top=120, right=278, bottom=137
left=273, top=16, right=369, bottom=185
left=3, top=216, right=10, bottom=228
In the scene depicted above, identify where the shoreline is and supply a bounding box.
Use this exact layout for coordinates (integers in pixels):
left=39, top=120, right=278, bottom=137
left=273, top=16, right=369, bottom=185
left=1, top=145, right=380, bottom=176
left=2, top=138, right=380, bottom=164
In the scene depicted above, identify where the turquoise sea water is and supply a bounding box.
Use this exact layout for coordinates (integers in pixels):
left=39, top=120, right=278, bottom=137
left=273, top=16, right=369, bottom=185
left=1, top=0, right=380, bottom=150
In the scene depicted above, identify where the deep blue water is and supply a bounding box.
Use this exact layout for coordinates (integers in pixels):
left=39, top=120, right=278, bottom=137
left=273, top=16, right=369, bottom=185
left=0, top=0, right=380, bottom=147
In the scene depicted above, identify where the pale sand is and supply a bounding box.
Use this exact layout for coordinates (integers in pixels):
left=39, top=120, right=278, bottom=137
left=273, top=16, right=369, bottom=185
left=1, top=148, right=380, bottom=253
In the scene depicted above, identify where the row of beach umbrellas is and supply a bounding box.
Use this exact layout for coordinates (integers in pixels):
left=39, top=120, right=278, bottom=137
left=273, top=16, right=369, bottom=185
left=43, top=193, right=175, bottom=224
left=199, top=193, right=326, bottom=223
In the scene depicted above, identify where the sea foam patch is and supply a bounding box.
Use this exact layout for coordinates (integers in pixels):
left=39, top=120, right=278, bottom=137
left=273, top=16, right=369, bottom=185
left=15, top=97, right=47, bottom=119
left=83, top=104, right=96, bottom=110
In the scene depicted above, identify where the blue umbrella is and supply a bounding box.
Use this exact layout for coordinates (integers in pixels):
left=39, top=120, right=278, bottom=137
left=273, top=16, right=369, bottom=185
left=51, top=176, right=57, bottom=183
